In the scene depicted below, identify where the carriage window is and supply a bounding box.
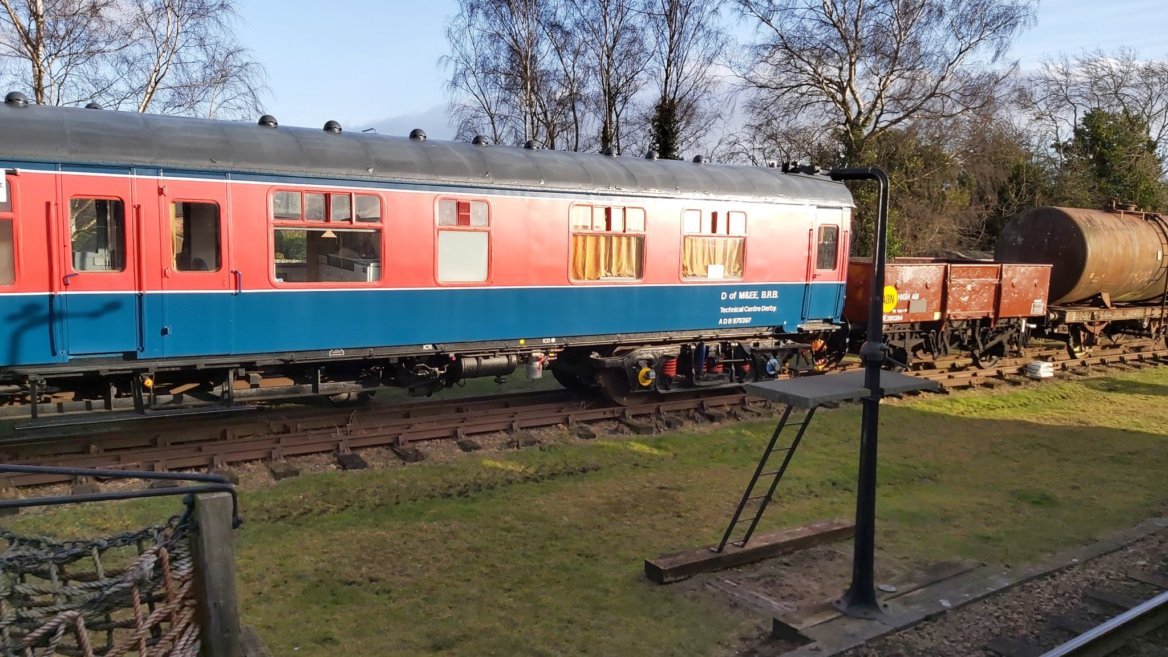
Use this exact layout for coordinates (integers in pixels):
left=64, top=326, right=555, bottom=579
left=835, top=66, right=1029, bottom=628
left=171, top=202, right=221, bottom=271
left=0, top=176, right=10, bottom=213
left=331, top=194, right=352, bottom=222
left=355, top=195, right=381, bottom=222
left=437, top=199, right=489, bottom=282
left=305, top=193, right=326, bottom=221
left=271, top=189, right=384, bottom=284
left=816, top=225, right=839, bottom=271
left=273, top=228, right=381, bottom=283
left=570, top=205, right=645, bottom=281
left=70, top=198, right=125, bottom=272
left=274, top=191, right=384, bottom=222
left=273, top=191, right=301, bottom=219
left=0, top=220, right=13, bottom=285
left=682, top=209, right=745, bottom=280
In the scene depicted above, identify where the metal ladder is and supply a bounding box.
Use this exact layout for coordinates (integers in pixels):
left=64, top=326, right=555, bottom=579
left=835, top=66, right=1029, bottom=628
left=713, top=405, right=816, bottom=552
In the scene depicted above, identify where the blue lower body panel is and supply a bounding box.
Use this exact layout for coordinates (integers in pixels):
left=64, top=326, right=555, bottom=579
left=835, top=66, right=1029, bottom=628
left=0, top=282, right=845, bottom=368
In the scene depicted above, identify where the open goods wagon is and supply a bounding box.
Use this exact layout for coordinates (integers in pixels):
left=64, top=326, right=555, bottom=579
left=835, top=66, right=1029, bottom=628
left=843, top=258, right=1052, bottom=367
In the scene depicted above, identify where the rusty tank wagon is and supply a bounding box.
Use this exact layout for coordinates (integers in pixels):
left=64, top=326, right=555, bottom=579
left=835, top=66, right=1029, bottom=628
left=995, top=206, right=1168, bottom=356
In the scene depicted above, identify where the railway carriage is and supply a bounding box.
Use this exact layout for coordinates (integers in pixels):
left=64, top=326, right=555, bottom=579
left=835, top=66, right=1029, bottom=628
left=0, top=93, right=853, bottom=415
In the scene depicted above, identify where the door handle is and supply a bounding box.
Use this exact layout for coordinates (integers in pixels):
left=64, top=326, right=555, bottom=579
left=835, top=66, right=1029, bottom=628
left=63, top=272, right=79, bottom=287
left=231, top=269, right=242, bottom=294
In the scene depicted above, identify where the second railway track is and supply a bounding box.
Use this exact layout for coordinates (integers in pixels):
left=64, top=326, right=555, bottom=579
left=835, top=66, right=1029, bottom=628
left=3, top=341, right=1167, bottom=490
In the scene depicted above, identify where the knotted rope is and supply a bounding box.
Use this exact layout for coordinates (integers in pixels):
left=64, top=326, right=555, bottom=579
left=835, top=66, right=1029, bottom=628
left=0, top=513, right=200, bottom=657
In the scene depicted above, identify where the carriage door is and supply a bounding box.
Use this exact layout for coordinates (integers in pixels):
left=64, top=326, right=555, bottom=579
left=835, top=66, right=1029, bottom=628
left=57, top=175, right=142, bottom=356
left=803, top=208, right=845, bottom=322
left=157, top=182, right=234, bottom=357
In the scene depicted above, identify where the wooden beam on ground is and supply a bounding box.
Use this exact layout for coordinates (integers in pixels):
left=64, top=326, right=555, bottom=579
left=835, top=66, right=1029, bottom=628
left=644, top=519, right=853, bottom=584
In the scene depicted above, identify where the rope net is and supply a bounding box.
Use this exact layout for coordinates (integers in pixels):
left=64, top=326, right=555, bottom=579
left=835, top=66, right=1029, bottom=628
left=0, top=513, right=199, bottom=657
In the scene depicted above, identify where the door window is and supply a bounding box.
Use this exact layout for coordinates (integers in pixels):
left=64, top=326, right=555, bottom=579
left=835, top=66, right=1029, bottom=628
left=70, top=198, right=125, bottom=272
left=171, top=201, right=221, bottom=271
left=816, top=225, right=839, bottom=271
left=0, top=220, right=13, bottom=285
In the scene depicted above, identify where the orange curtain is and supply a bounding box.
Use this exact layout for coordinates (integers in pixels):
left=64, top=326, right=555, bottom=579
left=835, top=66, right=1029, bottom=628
left=682, top=236, right=744, bottom=278
left=572, top=234, right=643, bottom=280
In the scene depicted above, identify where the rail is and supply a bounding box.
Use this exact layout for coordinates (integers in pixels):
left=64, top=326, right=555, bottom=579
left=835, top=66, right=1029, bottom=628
left=1039, top=589, right=1168, bottom=657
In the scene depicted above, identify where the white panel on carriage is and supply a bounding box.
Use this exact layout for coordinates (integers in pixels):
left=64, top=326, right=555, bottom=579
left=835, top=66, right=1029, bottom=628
left=438, top=231, right=488, bottom=282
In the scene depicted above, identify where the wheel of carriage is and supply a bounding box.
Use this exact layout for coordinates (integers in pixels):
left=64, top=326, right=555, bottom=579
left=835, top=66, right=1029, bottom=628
left=597, top=369, right=656, bottom=406
left=551, top=367, right=597, bottom=393
left=328, top=391, right=375, bottom=405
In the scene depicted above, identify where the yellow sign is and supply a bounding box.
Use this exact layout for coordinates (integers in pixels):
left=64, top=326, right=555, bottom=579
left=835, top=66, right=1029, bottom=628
left=882, top=285, right=898, bottom=313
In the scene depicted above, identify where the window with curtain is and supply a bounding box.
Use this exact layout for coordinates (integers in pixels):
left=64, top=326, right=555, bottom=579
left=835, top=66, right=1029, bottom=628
left=570, top=205, right=645, bottom=281
left=682, top=209, right=745, bottom=279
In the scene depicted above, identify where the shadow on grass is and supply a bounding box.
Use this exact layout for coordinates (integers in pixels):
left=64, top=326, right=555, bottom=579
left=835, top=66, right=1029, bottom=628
left=1081, top=376, right=1168, bottom=397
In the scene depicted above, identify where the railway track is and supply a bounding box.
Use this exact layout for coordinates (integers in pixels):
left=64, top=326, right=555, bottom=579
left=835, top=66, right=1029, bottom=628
left=1, top=341, right=1166, bottom=491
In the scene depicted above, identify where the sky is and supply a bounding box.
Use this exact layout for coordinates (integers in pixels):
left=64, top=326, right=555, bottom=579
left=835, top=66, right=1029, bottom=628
left=235, top=0, right=1168, bottom=140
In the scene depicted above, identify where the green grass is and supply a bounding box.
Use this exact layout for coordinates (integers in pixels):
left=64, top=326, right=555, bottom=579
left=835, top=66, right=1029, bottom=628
left=6, top=369, right=1168, bottom=656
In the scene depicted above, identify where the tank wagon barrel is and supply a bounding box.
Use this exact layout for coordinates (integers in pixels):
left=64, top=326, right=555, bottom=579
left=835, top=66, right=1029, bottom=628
left=994, top=206, right=1168, bottom=304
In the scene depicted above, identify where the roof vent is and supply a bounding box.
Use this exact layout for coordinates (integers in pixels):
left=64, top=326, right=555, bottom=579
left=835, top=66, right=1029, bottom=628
left=323, top=120, right=342, bottom=134
left=5, top=92, right=28, bottom=108
left=258, top=114, right=278, bottom=128
left=601, top=146, right=616, bottom=157
left=409, top=128, right=427, bottom=141
left=472, top=135, right=490, bottom=146
left=645, top=149, right=659, bottom=160
left=84, top=102, right=102, bottom=110
left=692, top=155, right=705, bottom=164
left=524, top=139, right=540, bottom=150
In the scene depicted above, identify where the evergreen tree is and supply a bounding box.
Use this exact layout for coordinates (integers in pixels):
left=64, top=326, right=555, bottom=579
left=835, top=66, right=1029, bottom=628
left=1055, top=108, right=1167, bottom=210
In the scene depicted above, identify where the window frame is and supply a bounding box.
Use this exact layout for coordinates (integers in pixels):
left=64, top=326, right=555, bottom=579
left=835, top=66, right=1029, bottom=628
left=567, top=203, right=648, bottom=284
left=268, top=188, right=385, bottom=287
left=434, top=196, right=492, bottom=285
left=68, top=196, right=128, bottom=274
left=680, top=208, right=748, bottom=282
left=169, top=199, right=223, bottom=273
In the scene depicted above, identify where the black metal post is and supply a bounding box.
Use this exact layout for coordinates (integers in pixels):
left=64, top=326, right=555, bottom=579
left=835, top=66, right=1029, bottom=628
left=829, top=167, right=890, bottom=618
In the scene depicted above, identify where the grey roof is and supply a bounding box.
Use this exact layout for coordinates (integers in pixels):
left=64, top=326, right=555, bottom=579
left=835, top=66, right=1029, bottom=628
left=0, top=101, right=853, bottom=205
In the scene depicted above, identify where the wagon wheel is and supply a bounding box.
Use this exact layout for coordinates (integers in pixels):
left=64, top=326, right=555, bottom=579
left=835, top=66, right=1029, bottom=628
left=885, top=345, right=909, bottom=372
left=597, top=369, right=656, bottom=406
left=1066, top=326, right=1091, bottom=359
left=972, top=341, right=1006, bottom=369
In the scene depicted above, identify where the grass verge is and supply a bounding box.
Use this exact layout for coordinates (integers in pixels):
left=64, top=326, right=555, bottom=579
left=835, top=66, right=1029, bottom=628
left=6, top=369, right=1168, bottom=656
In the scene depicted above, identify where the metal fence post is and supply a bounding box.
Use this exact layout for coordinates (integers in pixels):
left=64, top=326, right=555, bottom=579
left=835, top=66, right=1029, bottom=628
left=192, top=491, right=243, bottom=657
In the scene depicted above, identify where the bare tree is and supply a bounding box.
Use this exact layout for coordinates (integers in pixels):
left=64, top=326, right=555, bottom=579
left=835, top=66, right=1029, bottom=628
left=567, top=0, right=646, bottom=154
left=443, top=3, right=510, bottom=144
left=0, top=0, right=123, bottom=106
left=114, top=0, right=264, bottom=117
left=0, top=0, right=265, bottom=117
left=736, top=0, right=1036, bottom=163
left=641, top=0, right=725, bottom=159
left=1021, top=48, right=1168, bottom=171
left=443, top=0, right=581, bottom=148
